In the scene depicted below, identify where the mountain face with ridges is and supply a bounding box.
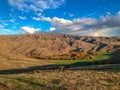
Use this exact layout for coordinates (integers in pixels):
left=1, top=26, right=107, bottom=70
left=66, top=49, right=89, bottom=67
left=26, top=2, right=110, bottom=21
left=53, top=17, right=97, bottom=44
left=0, top=33, right=120, bottom=58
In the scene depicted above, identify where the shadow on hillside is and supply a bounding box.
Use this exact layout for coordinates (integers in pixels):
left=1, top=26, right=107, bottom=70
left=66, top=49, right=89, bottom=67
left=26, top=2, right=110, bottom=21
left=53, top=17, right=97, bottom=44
left=0, top=50, right=120, bottom=75
left=94, top=50, right=120, bottom=64
left=0, top=63, right=120, bottom=75
left=0, top=64, right=63, bottom=75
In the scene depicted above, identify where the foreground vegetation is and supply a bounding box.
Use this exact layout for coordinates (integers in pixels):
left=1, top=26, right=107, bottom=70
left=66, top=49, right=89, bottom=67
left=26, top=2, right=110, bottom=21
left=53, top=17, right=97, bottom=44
left=0, top=67, right=120, bottom=90
left=0, top=50, right=120, bottom=90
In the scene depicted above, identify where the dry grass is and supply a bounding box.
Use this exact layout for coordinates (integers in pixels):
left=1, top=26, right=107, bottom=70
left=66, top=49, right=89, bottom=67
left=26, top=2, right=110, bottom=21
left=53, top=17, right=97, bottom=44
left=0, top=53, right=55, bottom=70
left=0, top=54, right=120, bottom=90
left=0, top=69, right=120, bottom=90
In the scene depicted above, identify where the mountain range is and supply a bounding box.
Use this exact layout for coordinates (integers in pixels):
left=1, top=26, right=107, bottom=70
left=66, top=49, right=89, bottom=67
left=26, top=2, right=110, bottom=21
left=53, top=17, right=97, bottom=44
left=0, top=33, right=120, bottom=59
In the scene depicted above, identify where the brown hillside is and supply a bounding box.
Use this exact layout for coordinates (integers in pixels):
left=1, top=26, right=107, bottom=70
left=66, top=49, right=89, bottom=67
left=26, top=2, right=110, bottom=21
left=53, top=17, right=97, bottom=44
left=0, top=34, right=120, bottom=58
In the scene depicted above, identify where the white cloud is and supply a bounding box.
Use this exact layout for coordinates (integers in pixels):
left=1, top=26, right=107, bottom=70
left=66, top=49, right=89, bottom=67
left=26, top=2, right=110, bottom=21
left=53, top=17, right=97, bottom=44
left=32, top=17, right=41, bottom=21
left=106, top=12, right=111, bottom=15
left=8, top=0, right=65, bottom=12
left=49, top=27, right=56, bottom=31
left=21, top=26, right=41, bottom=34
left=41, top=11, right=120, bottom=36
left=19, top=16, right=26, bottom=20
left=41, top=16, right=52, bottom=22
left=73, top=18, right=97, bottom=25
left=88, top=27, right=120, bottom=36
left=117, top=11, right=120, bottom=15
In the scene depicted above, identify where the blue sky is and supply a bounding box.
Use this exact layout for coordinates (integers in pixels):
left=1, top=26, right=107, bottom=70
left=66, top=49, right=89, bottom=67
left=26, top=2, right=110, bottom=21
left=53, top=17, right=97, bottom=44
left=0, top=0, right=120, bottom=36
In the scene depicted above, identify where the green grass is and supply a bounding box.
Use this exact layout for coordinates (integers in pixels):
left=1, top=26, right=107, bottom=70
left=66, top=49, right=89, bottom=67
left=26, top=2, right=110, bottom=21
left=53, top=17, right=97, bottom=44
left=55, top=52, right=111, bottom=66
left=56, top=59, right=95, bottom=65
left=95, top=52, right=111, bottom=59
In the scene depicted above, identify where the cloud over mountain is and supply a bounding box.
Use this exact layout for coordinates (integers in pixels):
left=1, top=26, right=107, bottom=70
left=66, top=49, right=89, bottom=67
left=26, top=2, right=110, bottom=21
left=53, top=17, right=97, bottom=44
left=21, top=26, right=41, bottom=34
left=40, top=11, right=120, bottom=36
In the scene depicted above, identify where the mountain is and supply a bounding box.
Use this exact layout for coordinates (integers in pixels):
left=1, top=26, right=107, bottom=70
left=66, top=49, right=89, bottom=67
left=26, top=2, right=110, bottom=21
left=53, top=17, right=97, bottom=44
left=0, top=33, right=120, bottom=59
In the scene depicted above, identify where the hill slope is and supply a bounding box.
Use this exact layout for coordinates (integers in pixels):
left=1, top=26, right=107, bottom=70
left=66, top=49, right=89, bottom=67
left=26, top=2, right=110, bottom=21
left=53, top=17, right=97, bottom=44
left=0, top=34, right=120, bottom=59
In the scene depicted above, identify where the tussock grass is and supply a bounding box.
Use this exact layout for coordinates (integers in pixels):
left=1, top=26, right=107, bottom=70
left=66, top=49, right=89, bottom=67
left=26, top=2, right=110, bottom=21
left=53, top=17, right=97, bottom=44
left=0, top=52, right=120, bottom=90
left=0, top=69, right=120, bottom=90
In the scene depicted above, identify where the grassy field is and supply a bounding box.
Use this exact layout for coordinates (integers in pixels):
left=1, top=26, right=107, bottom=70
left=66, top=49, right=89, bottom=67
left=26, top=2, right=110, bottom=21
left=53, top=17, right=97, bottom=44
left=0, top=68, right=120, bottom=90
left=0, top=52, right=120, bottom=90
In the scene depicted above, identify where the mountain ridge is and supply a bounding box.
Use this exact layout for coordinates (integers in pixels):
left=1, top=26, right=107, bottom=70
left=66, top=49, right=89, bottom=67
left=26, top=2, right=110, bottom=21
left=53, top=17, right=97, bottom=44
left=0, top=33, right=120, bottom=59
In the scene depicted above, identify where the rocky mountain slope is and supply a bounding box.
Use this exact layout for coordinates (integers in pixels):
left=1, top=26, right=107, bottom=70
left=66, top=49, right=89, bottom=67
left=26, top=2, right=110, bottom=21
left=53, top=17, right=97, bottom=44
left=0, top=33, right=120, bottom=58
